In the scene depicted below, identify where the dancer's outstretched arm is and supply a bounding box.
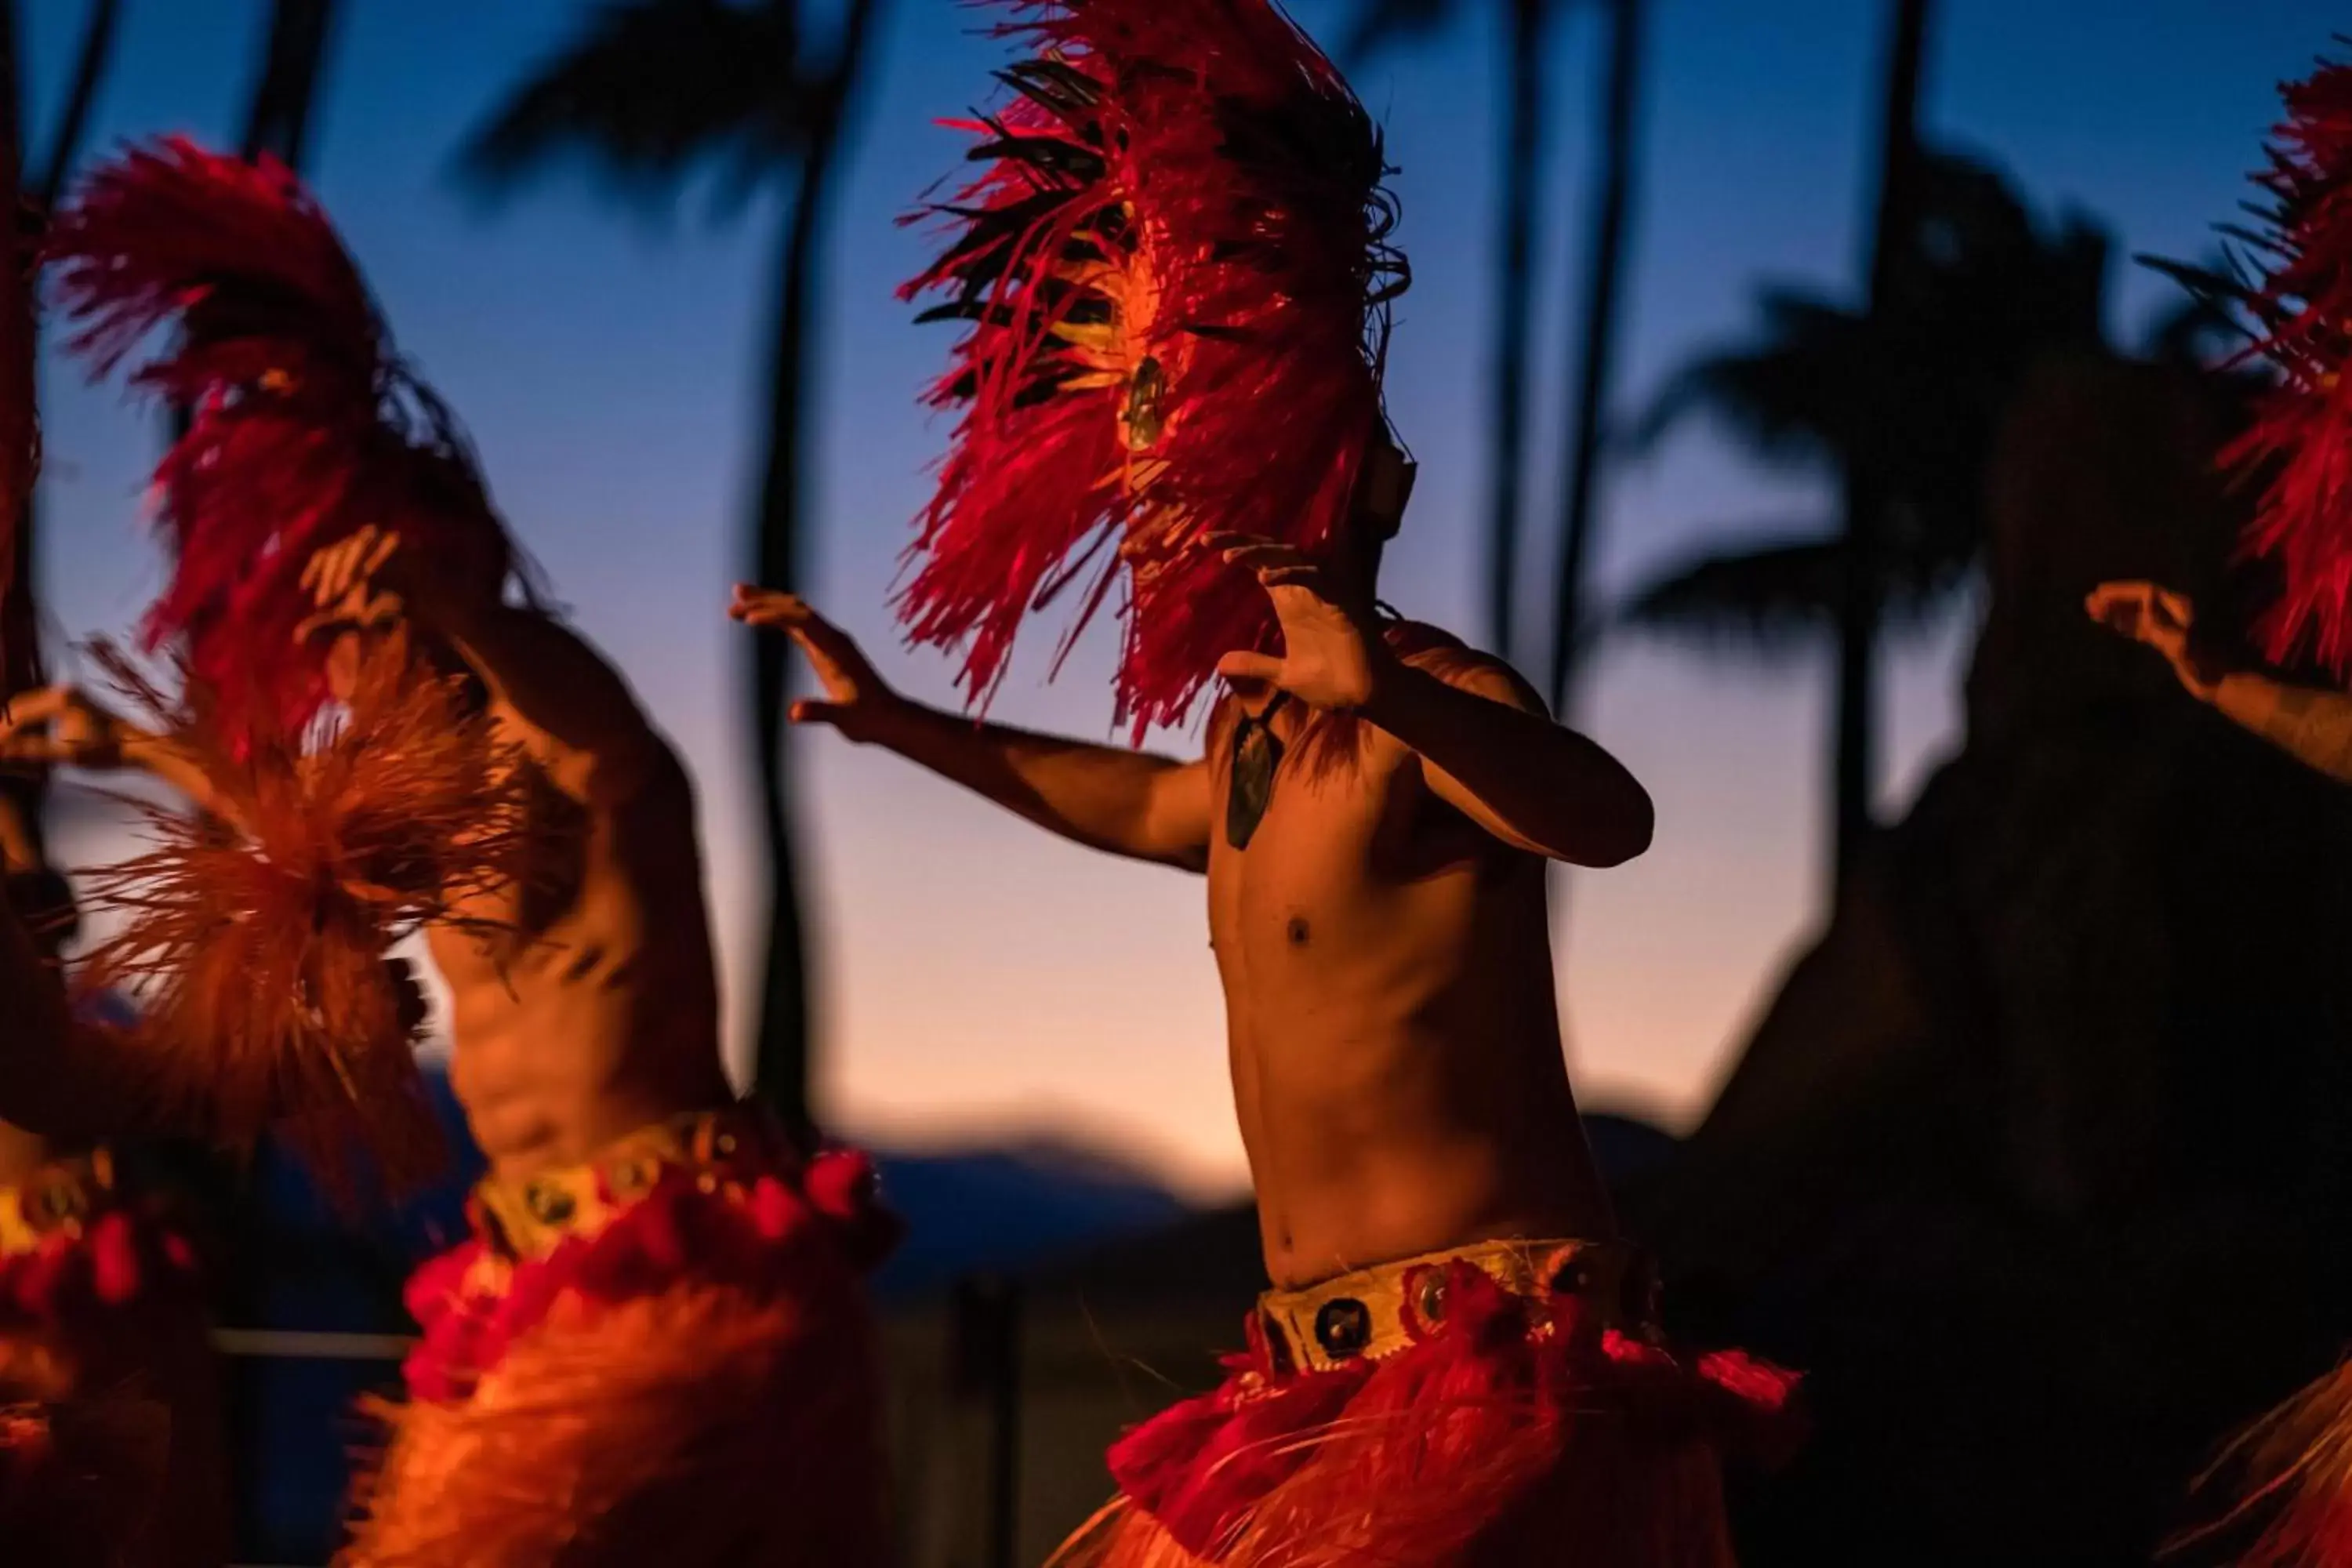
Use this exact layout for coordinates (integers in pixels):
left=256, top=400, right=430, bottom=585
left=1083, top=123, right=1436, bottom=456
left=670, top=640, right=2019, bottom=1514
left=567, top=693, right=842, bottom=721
left=0, top=686, right=225, bottom=815
left=2089, top=580, right=2352, bottom=785
left=731, top=587, right=1212, bottom=872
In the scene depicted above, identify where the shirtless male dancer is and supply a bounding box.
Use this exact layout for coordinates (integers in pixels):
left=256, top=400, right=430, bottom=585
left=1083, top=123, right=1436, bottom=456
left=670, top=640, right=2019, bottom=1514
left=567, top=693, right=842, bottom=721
left=0, top=789, right=225, bottom=1568
left=2080, top=42, right=2352, bottom=1567
left=752, top=0, right=1792, bottom=1555
left=0, top=137, right=894, bottom=1568
left=737, top=435, right=1794, bottom=1567
left=742, top=468, right=1641, bottom=1288
left=0, top=518, right=892, bottom=1566
left=2091, top=581, right=2352, bottom=1568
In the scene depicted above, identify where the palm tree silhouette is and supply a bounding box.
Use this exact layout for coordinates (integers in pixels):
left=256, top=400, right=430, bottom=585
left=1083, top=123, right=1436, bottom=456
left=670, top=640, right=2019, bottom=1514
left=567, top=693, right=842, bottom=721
left=0, top=9, right=34, bottom=702
left=1, top=0, right=124, bottom=862
left=238, top=0, right=337, bottom=166
left=456, top=0, right=885, bottom=1141
left=1622, top=147, right=2113, bottom=869
left=1827, top=0, right=1931, bottom=894
left=1345, top=0, right=1646, bottom=692
left=1544, top=0, right=1643, bottom=717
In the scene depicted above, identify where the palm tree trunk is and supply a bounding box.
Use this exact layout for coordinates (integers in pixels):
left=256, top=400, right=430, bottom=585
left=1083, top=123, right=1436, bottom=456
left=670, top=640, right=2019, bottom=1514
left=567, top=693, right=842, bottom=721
left=1544, top=0, right=1643, bottom=719
left=748, top=186, right=818, bottom=1145
left=1483, top=0, right=1545, bottom=666
left=33, top=0, right=118, bottom=209
left=1833, top=0, right=1931, bottom=892
left=239, top=0, right=339, bottom=167
left=9, top=0, right=125, bottom=750
left=0, top=0, right=122, bottom=869
left=749, top=0, right=884, bottom=1144
left=0, top=1, right=29, bottom=692
left=172, top=0, right=336, bottom=455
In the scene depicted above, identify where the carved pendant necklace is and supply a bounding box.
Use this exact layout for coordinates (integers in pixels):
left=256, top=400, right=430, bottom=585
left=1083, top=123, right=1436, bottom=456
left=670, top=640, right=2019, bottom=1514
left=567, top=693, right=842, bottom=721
left=1225, top=691, right=1292, bottom=851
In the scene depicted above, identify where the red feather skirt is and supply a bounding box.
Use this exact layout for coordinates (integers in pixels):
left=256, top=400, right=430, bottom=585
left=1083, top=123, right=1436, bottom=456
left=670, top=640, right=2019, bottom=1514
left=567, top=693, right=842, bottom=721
left=2185, top=1352, right=2352, bottom=1565
left=0, top=1155, right=203, bottom=1336
left=1054, top=1250, right=1801, bottom=1568
left=0, top=1151, right=215, bottom=1568
left=343, top=1110, right=898, bottom=1568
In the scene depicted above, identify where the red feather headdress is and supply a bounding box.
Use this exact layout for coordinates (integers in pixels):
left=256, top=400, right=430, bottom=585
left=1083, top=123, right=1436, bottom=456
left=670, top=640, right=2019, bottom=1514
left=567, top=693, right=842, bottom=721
left=43, top=136, right=521, bottom=734
left=2194, top=53, right=2352, bottom=673
left=899, top=0, right=1410, bottom=738
left=71, top=636, right=540, bottom=1204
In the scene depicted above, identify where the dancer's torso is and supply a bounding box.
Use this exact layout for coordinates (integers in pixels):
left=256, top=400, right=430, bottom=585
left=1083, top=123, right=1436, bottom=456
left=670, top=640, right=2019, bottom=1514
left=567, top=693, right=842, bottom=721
left=430, top=711, right=731, bottom=1183
left=1207, top=662, right=1613, bottom=1291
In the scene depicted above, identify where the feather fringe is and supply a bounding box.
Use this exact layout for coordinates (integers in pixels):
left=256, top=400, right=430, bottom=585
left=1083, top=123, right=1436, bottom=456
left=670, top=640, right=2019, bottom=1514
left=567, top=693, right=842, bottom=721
left=0, top=1208, right=201, bottom=1330
left=71, top=637, right=539, bottom=1203
left=400, top=1149, right=895, bottom=1402
left=2202, top=53, right=2352, bottom=673
left=2181, top=1355, right=2352, bottom=1566
left=900, top=0, right=1408, bottom=738
left=1054, top=1265, right=1796, bottom=1568
left=344, top=1280, right=886, bottom=1567
left=45, top=136, right=521, bottom=733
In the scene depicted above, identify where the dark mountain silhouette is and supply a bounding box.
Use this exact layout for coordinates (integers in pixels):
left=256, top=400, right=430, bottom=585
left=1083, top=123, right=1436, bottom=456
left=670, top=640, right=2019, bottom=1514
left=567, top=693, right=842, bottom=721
left=870, top=1138, right=1189, bottom=1302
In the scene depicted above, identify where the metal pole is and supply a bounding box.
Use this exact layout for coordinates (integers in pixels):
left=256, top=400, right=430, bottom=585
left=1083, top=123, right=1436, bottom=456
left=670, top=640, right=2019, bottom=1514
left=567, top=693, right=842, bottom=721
left=950, top=1273, right=1024, bottom=1568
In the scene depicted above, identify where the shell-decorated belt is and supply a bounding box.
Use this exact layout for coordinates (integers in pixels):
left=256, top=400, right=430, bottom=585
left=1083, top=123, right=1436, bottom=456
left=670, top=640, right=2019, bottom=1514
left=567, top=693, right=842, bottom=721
left=472, top=1107, right=790, bottom=1261
left=0, top=1150, right=117, bottom=1258
left=1255, top=1236, right=1653, bottom=1376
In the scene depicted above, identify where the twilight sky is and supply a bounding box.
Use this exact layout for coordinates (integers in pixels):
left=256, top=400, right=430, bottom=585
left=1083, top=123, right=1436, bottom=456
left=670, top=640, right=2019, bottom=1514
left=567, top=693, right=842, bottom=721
left=21, top=0, right=2337, bottom=1198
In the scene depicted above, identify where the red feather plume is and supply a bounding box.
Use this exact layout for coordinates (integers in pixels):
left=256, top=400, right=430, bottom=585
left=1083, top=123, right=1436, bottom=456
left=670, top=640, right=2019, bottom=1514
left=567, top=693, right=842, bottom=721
left=2210, top=54, right=2352, bottom=674
left=900, top=0, right=1409, bottom=738
left=70, top=637, right=543, bottom=1205
left=43, top=136, right=517, bottom=734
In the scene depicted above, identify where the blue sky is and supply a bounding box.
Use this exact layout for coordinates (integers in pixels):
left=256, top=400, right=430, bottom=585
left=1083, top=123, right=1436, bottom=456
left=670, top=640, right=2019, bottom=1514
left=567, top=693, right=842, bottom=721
left=24, top=0, right=2341, bottom=1196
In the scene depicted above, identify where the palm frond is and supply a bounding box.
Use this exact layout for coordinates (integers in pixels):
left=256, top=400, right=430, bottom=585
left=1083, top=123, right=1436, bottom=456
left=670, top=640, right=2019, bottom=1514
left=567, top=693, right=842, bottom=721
left=1636, top=148, right=2114, bottom=462
left=457, top=0, right=804, bottom=210
left=2136, top=249, right=2267, bottom=342
left=1628, top=289, right=1874, bottom=459
left=1618, top=529, right=1969, bottom=659
left=1617, top=532, right=1844, bottom=659
left=1338, top=0, right=1458, bottom=65
left=1624, top=145, right=2121, bottom=668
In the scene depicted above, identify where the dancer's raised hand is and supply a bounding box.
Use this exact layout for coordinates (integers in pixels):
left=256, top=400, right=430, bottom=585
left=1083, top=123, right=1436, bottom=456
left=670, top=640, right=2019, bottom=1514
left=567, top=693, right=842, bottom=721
left=729, top=586, right=904, bottom=742
left=0, top=685, right=151, bottom=771
left=2086, top=580, right=2227, bottom=700
left=293, top=524, right=412, bottom=645
left=1209, top=533, right=1388, bottom=711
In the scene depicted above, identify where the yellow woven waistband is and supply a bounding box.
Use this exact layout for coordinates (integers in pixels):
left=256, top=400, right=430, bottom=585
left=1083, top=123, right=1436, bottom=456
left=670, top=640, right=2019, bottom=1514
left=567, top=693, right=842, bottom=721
left=0, top=1150, right=117, bottom=1258
left=474, top=1107, right=784, bottom=1261
left=1257, top=1236, right=1639, bottom=1374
